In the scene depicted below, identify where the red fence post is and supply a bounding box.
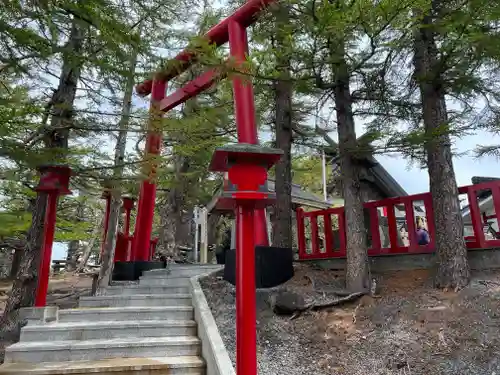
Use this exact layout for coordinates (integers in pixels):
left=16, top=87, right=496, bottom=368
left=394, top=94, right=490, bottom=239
left=386, top=203, right=399, bottom=252
left=466, top=187, right=486, bottom=248
left=404, top=200, right=418, bottom=252
left=338, top=209, right=347, bottom=256
left=490, top=183, right=500, bottom=230
left=323, top=214, right=333, bottom=255
left=368, top=206, right=381, bottom=253
left=310, top=215, right=319, bottom=255
left=296, top=208, right=306, bottom=259
left=423, top=195, right=436, bottom=249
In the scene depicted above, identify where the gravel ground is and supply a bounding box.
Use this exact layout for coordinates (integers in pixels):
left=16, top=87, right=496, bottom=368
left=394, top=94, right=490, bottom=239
left=200, top=264, right=500, bottom=375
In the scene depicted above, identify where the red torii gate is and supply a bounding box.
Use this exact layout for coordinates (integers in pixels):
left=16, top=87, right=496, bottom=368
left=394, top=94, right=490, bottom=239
left=134, top=0, right=279, bottom=374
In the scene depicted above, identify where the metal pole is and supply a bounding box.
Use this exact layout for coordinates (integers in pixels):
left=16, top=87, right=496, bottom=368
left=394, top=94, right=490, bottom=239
left=235, top=203, right=257, bottom=375
left=35, top=193, right=59, bottom=307
left=132, top=79, right=166, bottom=262
left=322, top=149, right=327, bottom=202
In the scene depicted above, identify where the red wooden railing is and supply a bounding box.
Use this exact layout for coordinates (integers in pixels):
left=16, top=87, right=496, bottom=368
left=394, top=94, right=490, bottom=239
left=297, top=181, right=500, bottom=260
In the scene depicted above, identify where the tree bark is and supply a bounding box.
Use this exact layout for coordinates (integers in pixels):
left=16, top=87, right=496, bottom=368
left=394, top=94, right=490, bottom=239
left=0, top=194, right=47, bottom=336
left=333, top=41, right=369, bottom=292
left=413, top=7, right=469, bottom=289
left=272, top=3, right=294, bottom=249
left=76, top=216, right=103, bottom=271
left=98, top=39, right=138, bottom=287
left=97, top=193, right=121, bottom=287
left=65, top=240, right=79, bottom=271
left=157, top=157, right=191, bottom=260
left=0, top=16, right=84, bottom=336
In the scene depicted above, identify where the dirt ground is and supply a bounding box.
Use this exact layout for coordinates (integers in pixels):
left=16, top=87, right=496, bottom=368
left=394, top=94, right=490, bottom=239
left=0, top=273, right=93, bottom=363
left=200, top=264, right=500, bottom=375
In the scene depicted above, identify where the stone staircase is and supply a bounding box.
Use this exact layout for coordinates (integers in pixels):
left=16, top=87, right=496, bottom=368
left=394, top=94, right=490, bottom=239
left=0, top=264, right=222, bottom=375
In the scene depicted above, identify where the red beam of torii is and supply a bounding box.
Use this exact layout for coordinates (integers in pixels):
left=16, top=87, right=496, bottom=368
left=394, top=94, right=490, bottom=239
left=133, top=0, right=278, bottom=374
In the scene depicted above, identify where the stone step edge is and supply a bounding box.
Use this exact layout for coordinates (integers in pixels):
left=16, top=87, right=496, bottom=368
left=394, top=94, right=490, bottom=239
left=147, top=264, right=221, bottom=270
left=102, top=285, right=189, bottom=290
left=21, top=319, right=197, bottom=332
left=7, top=336, right=201, bottom=351
left=80, top=293, right=192, bottom=300
left=139, top=275, right=191, bottom=280
left=60, top=306, right=193, bottom=314
left=0, top=356, right=205, bottom=375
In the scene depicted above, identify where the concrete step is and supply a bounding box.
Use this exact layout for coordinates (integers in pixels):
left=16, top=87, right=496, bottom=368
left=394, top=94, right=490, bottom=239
left=58, top=306, right=193, bottom=322
left=79, top=294, right=192, bottom=308
left=99, top=285, right=190, bottom=296
left=138, top=276, right=191, bottom=287
left=144, top=265, right=222, bottom=278
left=20, top=320, right=197, bottom=342
left=0, top=356, right=205, bottom=375
left=4, top=336, right=201, bottom=363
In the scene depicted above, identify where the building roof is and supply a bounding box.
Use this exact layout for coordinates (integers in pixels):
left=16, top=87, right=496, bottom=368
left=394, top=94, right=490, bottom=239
left=206, top=178, right=332, bottom=213
left=324, top=132, right=408, bottom=198
left=461, top=176, right=500, bottom=220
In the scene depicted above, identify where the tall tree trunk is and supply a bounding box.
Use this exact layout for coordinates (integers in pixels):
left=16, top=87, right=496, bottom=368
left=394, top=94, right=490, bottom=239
left=272, top=3, right=294, bottom=248
left=413, top=7, right=469, bottom=289
left=0, top=195, right=47, bottom=335
left=76, top=216, right=103, bottom=272
left=98, top=41, right=138, bottom=287
left=98, top=193, right=121, bottom=286
left=0, top=16, right=84, bottom=336
left=66, top=240, right=80, bottom=271
left=333, top=41, right=369, bottom=292
left=157, top=157, right=191, bottom=260
left=66, top=201, right=85, bottom=271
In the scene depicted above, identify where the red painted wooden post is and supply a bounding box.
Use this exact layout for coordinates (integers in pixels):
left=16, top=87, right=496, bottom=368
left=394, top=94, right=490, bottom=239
left=386, top=203, right=399, bottom=252
left=324, top=214, right=333, bottom=255
left=122, top=197, right=135, bottom=237
left=310, top=215, right=319, bottom=256
left=338, top=209, right=347, bottom=256
left=404, top=199, right=418, bottom=252
left=467, top=187, right=486, bottom=248
left=132, top=79, right=166, bottom=262
left=35, top=192, right=58, bottom=307
left=296, top=208, right=306, bottom=259
left=368, top=206, right=381, bottom=253
left=34, top=165, right=72, bottom=307
left=235, top=204, right=256, bottom=375
left=150, top=238, right=159, bottom=260
left=423, top=194, right=436, bottom=249
left=490, top=183, right=500, bottom=230
left=228, top=19, right=269, bottom=247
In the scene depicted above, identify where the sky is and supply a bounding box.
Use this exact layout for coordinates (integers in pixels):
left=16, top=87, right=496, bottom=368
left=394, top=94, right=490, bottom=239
left=376, top=130, right=500, bottom=195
